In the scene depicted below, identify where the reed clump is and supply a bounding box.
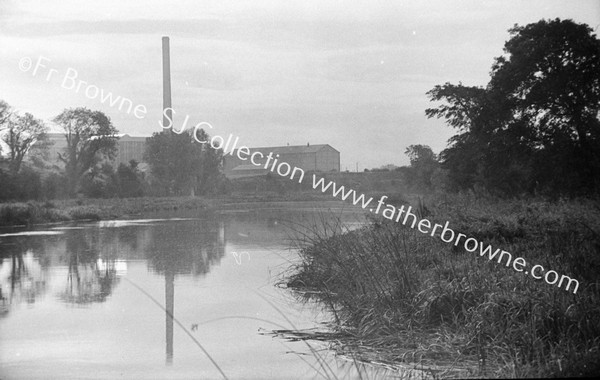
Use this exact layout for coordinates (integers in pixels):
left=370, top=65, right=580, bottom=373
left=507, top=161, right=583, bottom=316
left=286, top=193, right=600, bottom=378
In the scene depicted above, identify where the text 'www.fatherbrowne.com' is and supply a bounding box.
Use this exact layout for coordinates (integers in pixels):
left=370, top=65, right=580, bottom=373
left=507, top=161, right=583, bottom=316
left=310, top=175, right=580, bottom=294
left=157, top=106, right=579, bottom=295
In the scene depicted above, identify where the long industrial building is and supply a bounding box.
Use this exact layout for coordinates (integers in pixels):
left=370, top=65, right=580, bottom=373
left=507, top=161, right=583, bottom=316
left=223, top=144, right=340, bottom=179
left=43, top=134, right=340, bottom=179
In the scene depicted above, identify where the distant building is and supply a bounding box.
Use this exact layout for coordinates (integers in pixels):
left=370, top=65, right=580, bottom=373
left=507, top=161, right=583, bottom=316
left=44, top=132, right=148, bottom=167
left=45, top=133, right=68, bottom=164
left=114, top=135, right=147, bottom=166
left=223, top=144, right=340, bottom=179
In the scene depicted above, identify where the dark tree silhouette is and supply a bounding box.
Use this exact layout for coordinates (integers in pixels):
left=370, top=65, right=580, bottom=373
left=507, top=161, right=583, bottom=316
left=427, top=19, right=600, bottom=196
left=144, top=129, right=222, bottom=196
left=53, top=108, right=118, bottom=196
left=1, top=112, right=48, bottom=174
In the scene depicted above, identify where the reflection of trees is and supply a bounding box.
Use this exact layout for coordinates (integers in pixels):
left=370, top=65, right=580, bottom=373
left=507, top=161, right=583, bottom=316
left=57, top=230, right=120, bottom=305
left=145, top=219, right=225, bottom=276
left=0, top=241, right=48, bottom=317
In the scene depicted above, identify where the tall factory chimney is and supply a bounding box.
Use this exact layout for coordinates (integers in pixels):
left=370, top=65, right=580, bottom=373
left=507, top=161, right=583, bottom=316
left=162, top=36, right=172, bottom=129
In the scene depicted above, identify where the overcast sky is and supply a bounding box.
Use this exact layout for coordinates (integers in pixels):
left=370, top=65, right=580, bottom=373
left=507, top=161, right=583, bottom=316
left=1, top=0, right=599, bottom=170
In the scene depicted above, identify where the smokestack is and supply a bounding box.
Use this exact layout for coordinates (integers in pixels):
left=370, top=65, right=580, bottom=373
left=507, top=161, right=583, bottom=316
left=162, top=36, right=172, bottom=129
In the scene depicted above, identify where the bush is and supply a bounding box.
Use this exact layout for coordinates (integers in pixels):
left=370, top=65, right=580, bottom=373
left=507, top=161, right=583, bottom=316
left=0, top=167, right=42, bottom=201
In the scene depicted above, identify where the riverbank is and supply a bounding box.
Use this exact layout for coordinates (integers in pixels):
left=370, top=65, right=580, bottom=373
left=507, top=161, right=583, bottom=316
left=0, top=197, right=209, bottom=227
left=0, top=192, right=341, bottom=227
left=284, top=193, right=600, bottom=378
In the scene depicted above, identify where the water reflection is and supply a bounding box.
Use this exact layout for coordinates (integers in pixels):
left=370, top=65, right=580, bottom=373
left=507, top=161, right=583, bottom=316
left=0, top=218, right=225, bottom=340
left=0, top=247, right=47, bottom=314
left=0, top=205, right=384, bottom=379
left=141, top=219, right=225, bottom=363
left=58, top=231, right=121, bottom=305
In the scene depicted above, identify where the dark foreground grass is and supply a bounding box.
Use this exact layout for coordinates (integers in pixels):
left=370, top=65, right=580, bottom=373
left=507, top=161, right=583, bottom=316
left=285, top=193, right=600, bottom=378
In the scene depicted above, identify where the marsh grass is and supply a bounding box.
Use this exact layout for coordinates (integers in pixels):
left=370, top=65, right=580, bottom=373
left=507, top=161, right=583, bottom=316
left=284, top=193, right=600, bottom=378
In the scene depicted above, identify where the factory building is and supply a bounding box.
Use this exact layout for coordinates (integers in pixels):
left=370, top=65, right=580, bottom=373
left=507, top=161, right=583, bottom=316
left=44, top=133, right=148, bottom=167
left=223, top=144, right=340, bottom=179
left=41, top=134, right=340, bottom=180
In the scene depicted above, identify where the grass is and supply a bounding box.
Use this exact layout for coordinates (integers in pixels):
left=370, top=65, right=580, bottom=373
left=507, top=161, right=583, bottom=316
left=284, top=193, right=600, bottom=378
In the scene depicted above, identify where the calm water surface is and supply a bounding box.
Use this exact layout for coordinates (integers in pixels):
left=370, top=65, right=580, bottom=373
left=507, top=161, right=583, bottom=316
left=0, top=202, right=394, bottom=379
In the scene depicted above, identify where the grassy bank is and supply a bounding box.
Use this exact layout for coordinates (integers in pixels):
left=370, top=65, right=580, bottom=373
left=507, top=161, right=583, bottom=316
left=285, top=193, right=600, bottom=378
left=0, top=193, right=342, bottom=227
left=0, top=196, right=211, bottom=227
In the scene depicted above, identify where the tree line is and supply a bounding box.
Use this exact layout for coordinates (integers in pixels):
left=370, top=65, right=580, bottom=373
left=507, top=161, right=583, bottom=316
left=3, top=18, right=598, bottom=201
left=0, top=104, right=226, bottom=201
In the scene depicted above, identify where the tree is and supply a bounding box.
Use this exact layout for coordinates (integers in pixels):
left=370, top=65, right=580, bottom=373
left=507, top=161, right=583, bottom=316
left=490, top=19, right=600, bottom=194
left=144, top=129, right=223, bottom=196
left=80, top=162, right=118, bottom=198
left=144, top=130, right=198, bottom=196
left=427, top=19, right=600, bottom=196
left=0, top=102, right=48, bottom=201
left=116, top=160, right=145, bottom=198
left=192, top=128, right=224, bottom=195
left=405, top=144, right=437, bottom=167
left=425, top=83, right=529, bottom=192
left=53, top=108, right=118, bottom=196
left=404, top=144, right=439, bottom=189
left=1, top=112, right=48, bottom=174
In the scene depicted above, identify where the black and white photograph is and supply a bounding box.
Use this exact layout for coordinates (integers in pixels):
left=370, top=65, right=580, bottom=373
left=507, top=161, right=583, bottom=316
left=1, top=0, right=599, bottom=378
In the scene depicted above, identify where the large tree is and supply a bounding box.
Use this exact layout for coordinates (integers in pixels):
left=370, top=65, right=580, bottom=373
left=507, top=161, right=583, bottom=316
left=53, top=107, right=118, bottom=196
left=404, top=144, right=440, bottom=189
left=144, top=129, right=222, bottom=196
left=427, top=19, right=600, bottom=196
left=1, top=112, right=48, bottom=174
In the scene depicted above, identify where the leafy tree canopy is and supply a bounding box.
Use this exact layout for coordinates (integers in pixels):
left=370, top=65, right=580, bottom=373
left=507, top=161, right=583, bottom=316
left=427, top=18, right=600, bottom=196
left=144, top=129, right=223, bottom=196
left=1, top=112, right=48, bottom=174
left=53, top=107, right=118, bottom=195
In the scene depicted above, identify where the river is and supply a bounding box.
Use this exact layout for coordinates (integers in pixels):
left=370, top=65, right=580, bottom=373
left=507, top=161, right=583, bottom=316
left=0, top=201, right=399, bottom=379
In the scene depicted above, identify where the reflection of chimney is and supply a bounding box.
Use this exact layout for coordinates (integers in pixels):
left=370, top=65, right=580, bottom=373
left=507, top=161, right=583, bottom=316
left=219, top=222, right=225, bottom=245
left=162, top=36, right=172, bottom=130
left=165, top=271, right=174, bottom=365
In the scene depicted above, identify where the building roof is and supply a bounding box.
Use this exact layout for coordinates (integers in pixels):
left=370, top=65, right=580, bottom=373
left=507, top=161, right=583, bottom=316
left=45, top=133, right=148, bottom=141
left=117, top=134, right=148, bottom=142
left=237, top=144, right=338, bottom=155
left=231, top=164, right=269, bottom=172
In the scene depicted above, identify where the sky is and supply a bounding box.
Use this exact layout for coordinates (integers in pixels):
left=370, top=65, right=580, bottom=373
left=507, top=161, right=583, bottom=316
left=1, top=0, right=599, bottom=170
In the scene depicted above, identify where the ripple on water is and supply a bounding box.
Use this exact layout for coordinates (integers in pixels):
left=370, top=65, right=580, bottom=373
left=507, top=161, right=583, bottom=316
left=0, top=231, right=65, bottom=237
